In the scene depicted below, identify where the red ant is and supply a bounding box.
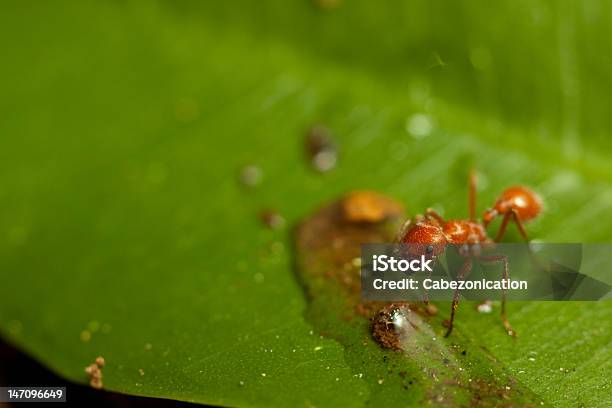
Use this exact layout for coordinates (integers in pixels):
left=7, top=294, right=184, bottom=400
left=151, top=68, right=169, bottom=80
left=398, top=172, right=542, bottom=337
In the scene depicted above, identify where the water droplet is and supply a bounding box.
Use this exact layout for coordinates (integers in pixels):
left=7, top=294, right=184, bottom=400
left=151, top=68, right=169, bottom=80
left=144, top=343, right=153, bottom=351
left=254, top=273, right=264, bottom=284
left=239, top=165, right=263, bottom=188
left=406, top=114, right=433, bottom=139
left=80, top=330, right=91, bottom=342
left=312, top=150, right=337, bottom=172
left=260, top=210, right=286, bottom=230
left=477, top=300, right=493, bottom=313
left=88, top=320, right=100, bottom=332
left=306, top=125, right=338, bottom=173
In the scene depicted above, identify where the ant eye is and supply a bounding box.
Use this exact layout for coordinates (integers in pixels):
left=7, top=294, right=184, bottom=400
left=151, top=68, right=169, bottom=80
left=426, top=245, right=434, bottom=254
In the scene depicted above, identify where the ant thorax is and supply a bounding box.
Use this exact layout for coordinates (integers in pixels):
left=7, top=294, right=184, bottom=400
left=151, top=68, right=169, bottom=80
left=442, top=220, right=491, bottom=245
left=399, top=219, right=490, bottom=244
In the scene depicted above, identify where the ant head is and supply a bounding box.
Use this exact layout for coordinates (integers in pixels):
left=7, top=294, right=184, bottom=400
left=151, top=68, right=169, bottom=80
left=399, top=221, right=447, bottom=257
left=484, top=186, right=542, bottom=226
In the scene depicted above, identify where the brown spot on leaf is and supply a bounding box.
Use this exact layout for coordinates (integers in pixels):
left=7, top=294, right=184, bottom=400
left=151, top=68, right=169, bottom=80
left=296, top=191, right=405, bottom=319
left=371, top=305, right=404, bottom=350
left=341, top=191, right=405, bottom=224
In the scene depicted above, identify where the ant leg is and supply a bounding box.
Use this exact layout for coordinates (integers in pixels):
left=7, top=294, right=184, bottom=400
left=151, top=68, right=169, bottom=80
left=421, top=258, right=438, bottom=315
left=477, top=255, right=516, bottom=336
left=495, top=209, right=529, bottom=242
left=494, top=212, right=511, bottom=242
left=510, top=210, right=529, bottom=241
left=425, top=208, right=445, bottom=224
left=422, top=266, right=431, bottom=305
left=444, top=257, right=472, bottom=337
left=469, top=170, right=477, bottom=221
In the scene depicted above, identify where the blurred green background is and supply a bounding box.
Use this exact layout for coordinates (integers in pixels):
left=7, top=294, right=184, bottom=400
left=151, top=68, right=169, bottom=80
left=0, top=1, right=611, bottom=407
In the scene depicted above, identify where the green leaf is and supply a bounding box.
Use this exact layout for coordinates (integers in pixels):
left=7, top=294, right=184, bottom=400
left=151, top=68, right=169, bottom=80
left=294, top=195, right=545, bottom=406
left=1, top=1, right=611, bottom=407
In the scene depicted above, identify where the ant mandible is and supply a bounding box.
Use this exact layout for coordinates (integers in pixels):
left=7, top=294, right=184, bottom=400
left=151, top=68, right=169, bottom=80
left=398, top=172, right=542, bottom=337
